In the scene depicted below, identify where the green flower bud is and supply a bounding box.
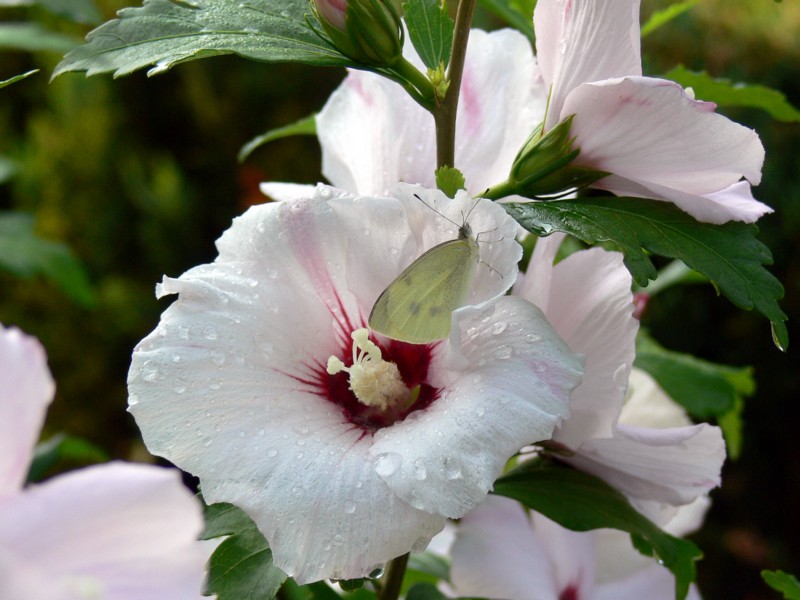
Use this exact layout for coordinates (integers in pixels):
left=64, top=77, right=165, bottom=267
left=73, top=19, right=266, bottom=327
left=509, top=116, right=610, bottom=198
left=312, top=0, right=404, bottom=67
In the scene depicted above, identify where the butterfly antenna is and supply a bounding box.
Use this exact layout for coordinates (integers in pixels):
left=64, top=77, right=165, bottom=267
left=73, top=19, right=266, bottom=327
left=413, top=192, right=463, bottom=230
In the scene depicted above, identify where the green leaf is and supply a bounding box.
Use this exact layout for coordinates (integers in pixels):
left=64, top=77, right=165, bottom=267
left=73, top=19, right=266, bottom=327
left=503, top=197, right=788, bottom=350
left=435, top=165, right=465, bottom=198
left=663, top=65, right=800, bottom=123
left=0, top=212, right=94, bottom=307
left=238, top=113, right=317, bottom=161
left=0, top=23, right=79, bottom=52
left=762, top=570, right=800, bottom=600
left=477, top=0, right=535, bottom=41
left=717, top=396, right=744, bottom=460
left=405, top=583, right=449, bottom=600
left=402, top=0, right=454, bottom=70
left=201, top=501, right=287, bottom=600
left=493, top=460, right=703, bottom=600
left=35, top=0, right=103, bottom=24
left=641, top=0, right=698, bottom=37
left=408, top=552, right=450, bottom=582
left=53, top=0, right=352, bottom=79
left=26, top=434, right=109, bottom=483
left=0, top=70, right=39, bottom=90
left=635, top=332, right=756, bottom=420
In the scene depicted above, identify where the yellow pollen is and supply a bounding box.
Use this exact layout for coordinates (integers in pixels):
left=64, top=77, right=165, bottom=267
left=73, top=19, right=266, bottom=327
left=327, top=328, right=409, bottom=410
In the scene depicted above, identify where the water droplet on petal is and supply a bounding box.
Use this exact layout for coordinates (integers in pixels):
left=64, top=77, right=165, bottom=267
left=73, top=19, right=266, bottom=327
left=443, top=456, right=462, bottom=480
left=267, top=447, right=278, bottom=458
left=368, top=566, right=385, bottom=579
left=492, top=321, right=508, bottom=335
left=413, top=458, right=427, bottom=481
left=494, top=345, right=513, bottom=360
left=344, top=500, right=356, bottom=514
left=375, top=452, right=401, bottom=477
left=203, top=325, right=218, bottom=340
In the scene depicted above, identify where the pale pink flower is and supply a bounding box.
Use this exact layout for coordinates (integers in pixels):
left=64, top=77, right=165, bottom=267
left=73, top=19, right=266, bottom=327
left=127, top=184, right=582, bottom=583
left=261, top=28, right=547, bottom=200
left=448, top=495, right=704, bottom=600
left=534, top=0, right=770, bottom=224
left=516, top=235, right=725, bottom=522
left=0, top=324, right=209, bottom=600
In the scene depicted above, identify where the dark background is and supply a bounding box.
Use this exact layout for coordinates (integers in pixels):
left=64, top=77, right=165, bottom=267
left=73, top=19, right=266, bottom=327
left=1, top=1, right=797, bottom=598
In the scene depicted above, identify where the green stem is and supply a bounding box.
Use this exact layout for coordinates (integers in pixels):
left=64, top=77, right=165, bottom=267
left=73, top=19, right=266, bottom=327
left=390, top=57, right=437, bottom=109
left=434, top=0, right=477, bottom=169
left=484, top=179, right=517, bottom=201
left=377, top=553, right=409, bottom=600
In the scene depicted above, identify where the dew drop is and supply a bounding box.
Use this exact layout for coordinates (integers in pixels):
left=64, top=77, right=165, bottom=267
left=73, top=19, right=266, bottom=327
left=267, top=447, right=278, bottom=458
left=413, top=458, right=427, bottom=481
left=344, top=500, right=356, bottom=514
left=203, top=325, right=218, bottom=340
left=526, top=332, right=542, bottom=343
left=374, top=452, right=401, bottom=477
left=443, top=456, right=462, bottom=480
left=368, top=566, right=385, bottom=579
left=318, top=187, right=332, bottom=200
left=211, top=351, right=226, bottom=366
left=128, top=393, right=139, bottom=406
left=494, top=345, right=513, bottom=360
left=492, top=321, right=508, bottom=335
left=141, top=360, right=160, bottom=382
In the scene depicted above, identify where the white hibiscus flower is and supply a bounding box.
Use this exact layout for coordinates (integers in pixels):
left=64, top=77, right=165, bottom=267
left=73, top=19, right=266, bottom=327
left=127, top=184, right=582, bottom=583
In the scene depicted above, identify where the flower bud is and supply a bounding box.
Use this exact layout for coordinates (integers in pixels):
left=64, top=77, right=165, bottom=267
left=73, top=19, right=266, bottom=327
left=509, top=116, right=610, bottom=198
left=312, top=0, right=404, bottom=67
left=315, top=0, right=347, bottom=30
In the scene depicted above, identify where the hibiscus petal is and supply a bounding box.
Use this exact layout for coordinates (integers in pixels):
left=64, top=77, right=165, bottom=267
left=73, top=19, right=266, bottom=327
left=565, top=78, right=765, bottom=208
left=0, top=325, right=55, bottom=499
left=450, top=496, right=560, bottom=600
left=371, top=296, right=581, bottom=517
left=317, top=30, right=545, bottom=195
left=566, top=422, right=724, bottom=506
left=599, top=175, right=772, bottom=224
left=594, top=565, right=702, bottom=600
left=259, top=182, right=318, bottom=202
left=520, top=245, right=638, bottom=448
left=0, top=462, right=207, bottom=600
left=534, top=0, right=642, bottom=128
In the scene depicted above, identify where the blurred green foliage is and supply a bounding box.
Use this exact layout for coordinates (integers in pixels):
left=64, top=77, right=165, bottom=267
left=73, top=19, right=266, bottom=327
left=1, top=0, right=798, bottom=598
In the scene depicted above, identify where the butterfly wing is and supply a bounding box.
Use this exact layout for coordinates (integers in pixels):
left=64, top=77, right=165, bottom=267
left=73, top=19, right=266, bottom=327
left=369, top=237, right=479, bottom=344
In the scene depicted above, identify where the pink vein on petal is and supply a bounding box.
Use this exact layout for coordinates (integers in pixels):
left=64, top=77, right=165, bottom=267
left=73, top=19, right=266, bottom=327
left=282, top=200, right=361, bottom=343
left=459, top=72, right=482, bottom=137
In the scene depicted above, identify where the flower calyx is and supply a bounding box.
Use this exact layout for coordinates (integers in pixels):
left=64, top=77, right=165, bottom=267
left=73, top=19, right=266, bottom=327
left=507, top=116, right=610, bottom=199
left=312, top=0, right=404, bottom=68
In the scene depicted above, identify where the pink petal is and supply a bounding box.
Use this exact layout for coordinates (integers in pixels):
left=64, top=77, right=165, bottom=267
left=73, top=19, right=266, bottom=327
left=534, top=0, right=642, bottom=128
left=371, top=296, right=581, bottom=518
left=565, top=78, right=764, bottom=207
left=595, top=565, right=702, bottom=600
left=450, top=496, right=560, bottom=600
left=0, top=325, right=55, bottom=499
left=519, top=245, right=638, bottom=448
left=0, top=463, right=208, bottom=599
left=566, top=422, right=724, bottom=506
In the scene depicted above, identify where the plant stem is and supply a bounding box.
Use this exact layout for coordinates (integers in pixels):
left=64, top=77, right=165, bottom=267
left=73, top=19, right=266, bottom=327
left=377, top=553, right=410, bottom=600
left=434, top=0, right=477, bottom=169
